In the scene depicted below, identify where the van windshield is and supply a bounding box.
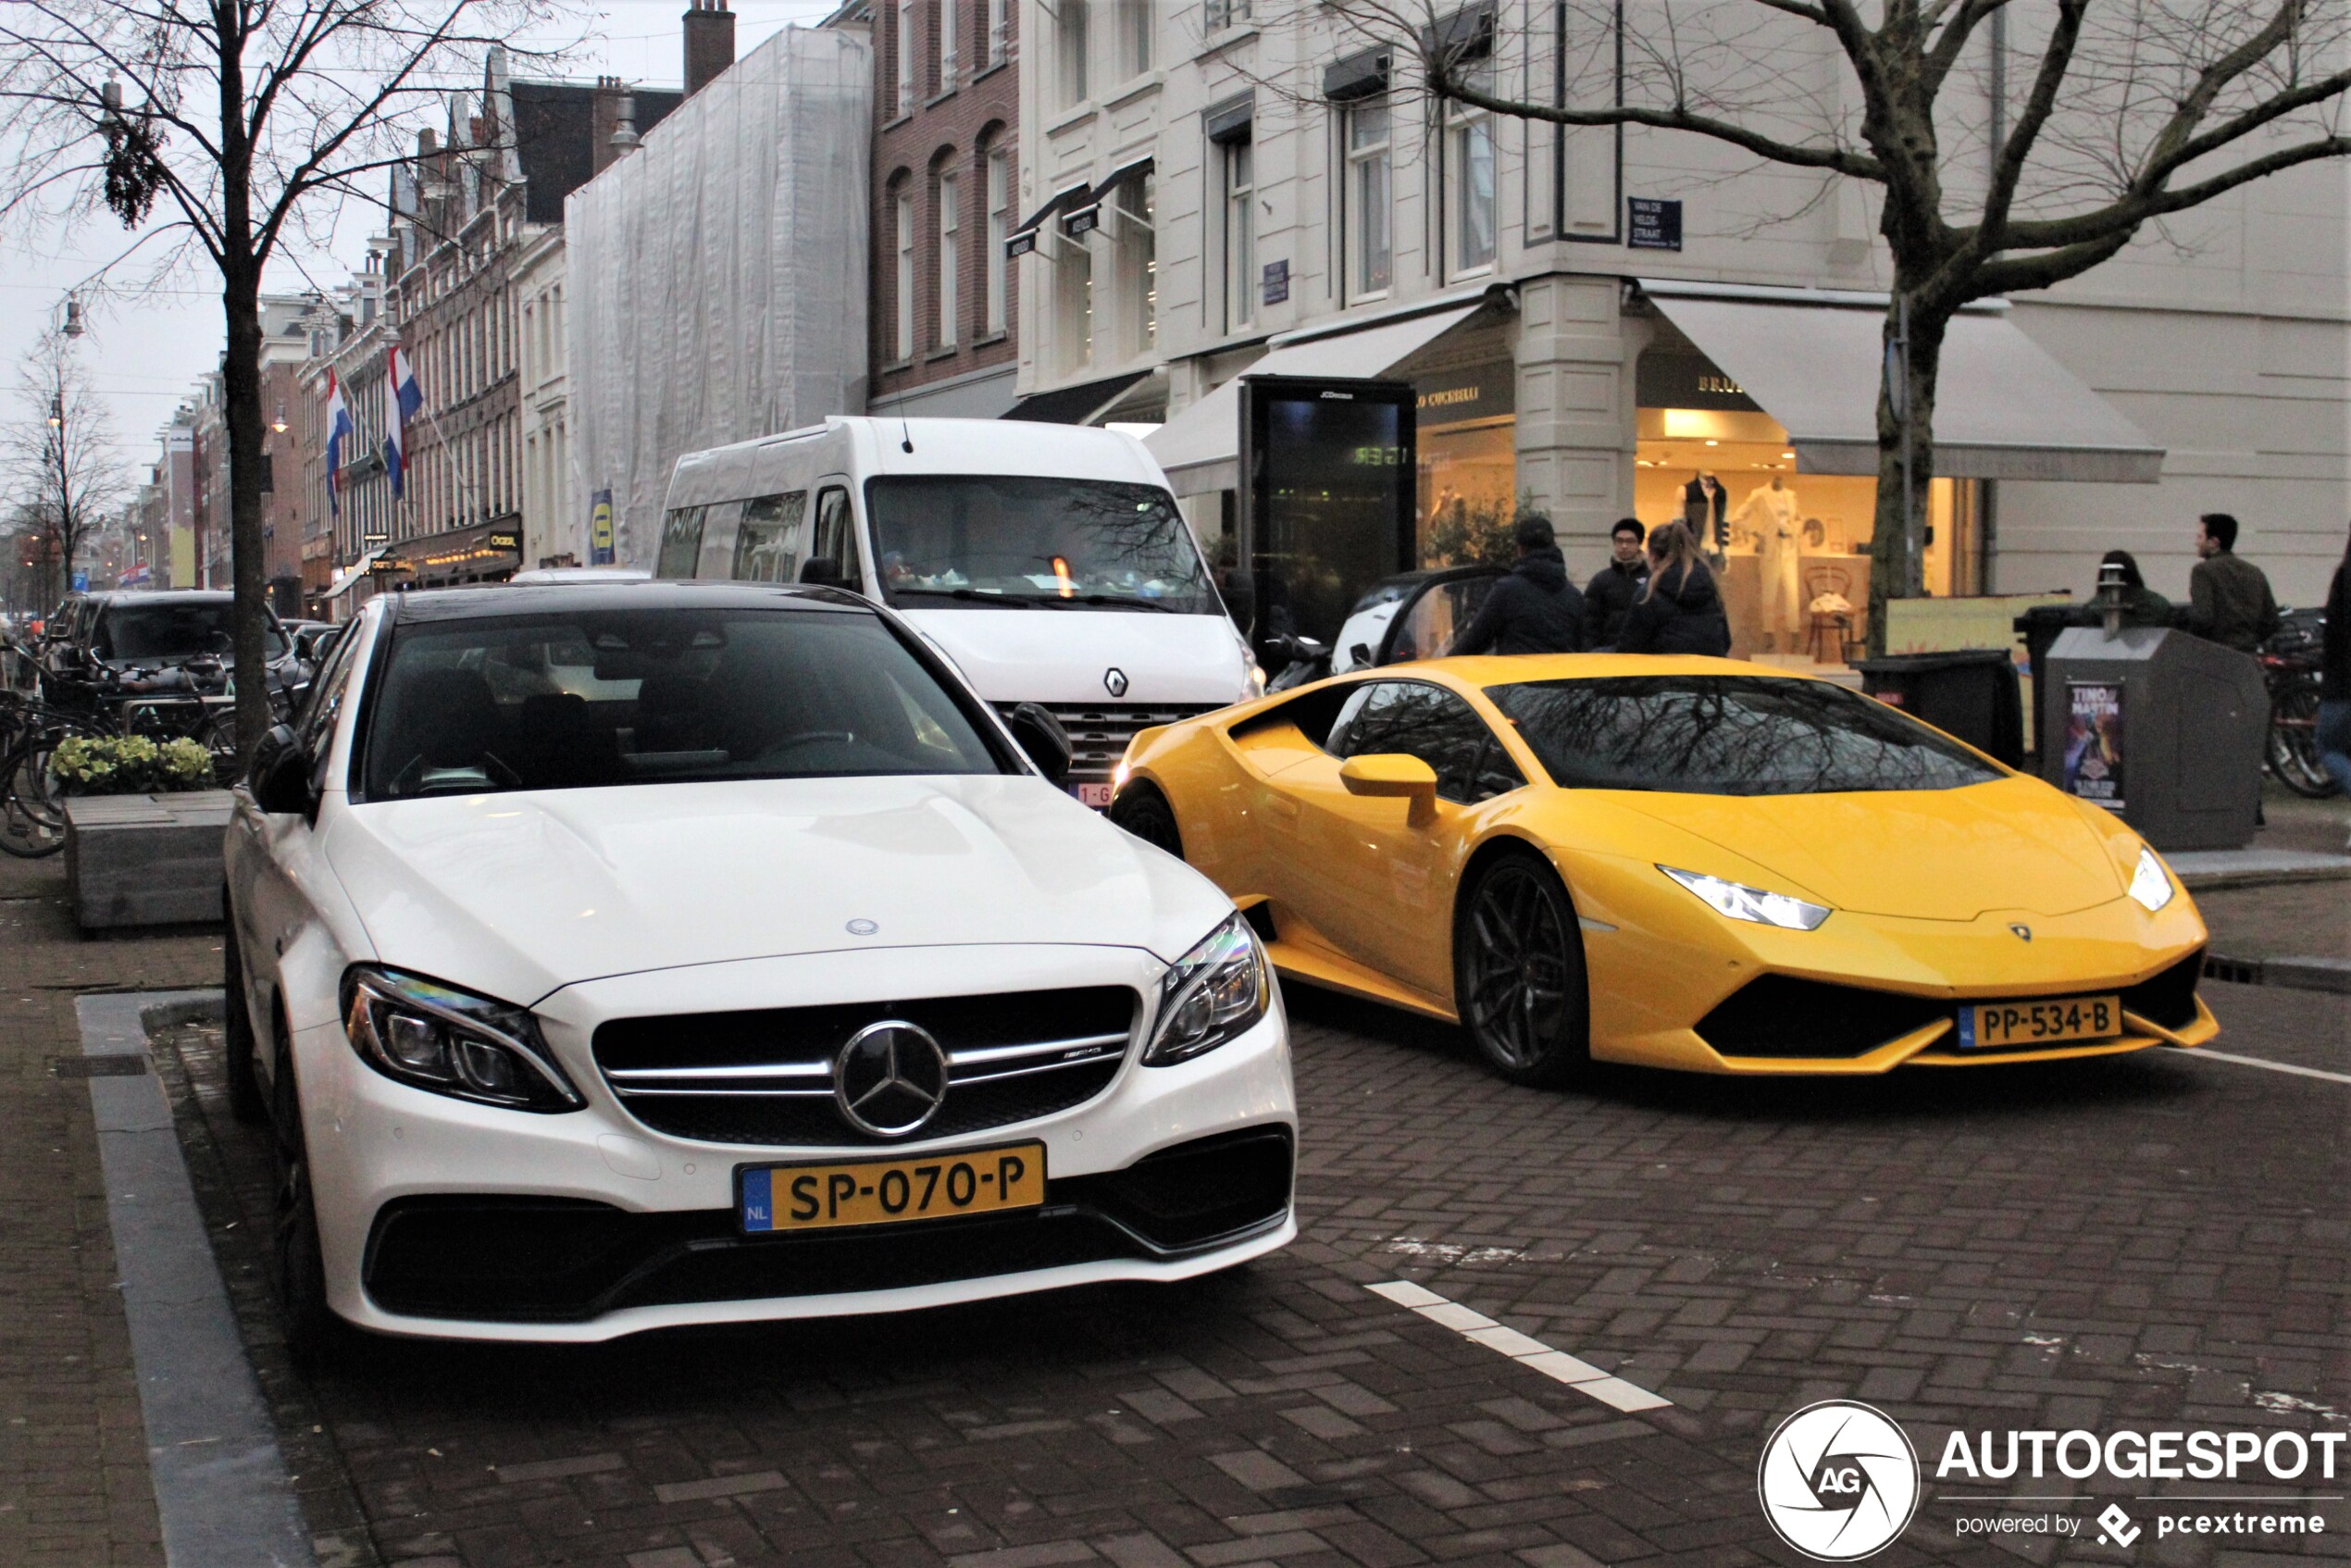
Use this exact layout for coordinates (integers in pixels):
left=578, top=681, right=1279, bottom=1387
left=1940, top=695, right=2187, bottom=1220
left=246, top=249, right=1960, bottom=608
left=865, top=476, right=1218, bottom=614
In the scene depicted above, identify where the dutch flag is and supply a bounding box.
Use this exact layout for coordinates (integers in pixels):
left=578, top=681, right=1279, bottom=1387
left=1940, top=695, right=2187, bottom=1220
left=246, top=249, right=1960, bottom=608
left=385, top=343, right=423, bottom=499
left=324, top=371, right=354, bottom=517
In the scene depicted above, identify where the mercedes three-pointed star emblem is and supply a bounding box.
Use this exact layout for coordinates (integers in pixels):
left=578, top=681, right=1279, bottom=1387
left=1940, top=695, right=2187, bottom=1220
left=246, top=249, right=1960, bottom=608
left=833, top=1020, right=950, bottom=1137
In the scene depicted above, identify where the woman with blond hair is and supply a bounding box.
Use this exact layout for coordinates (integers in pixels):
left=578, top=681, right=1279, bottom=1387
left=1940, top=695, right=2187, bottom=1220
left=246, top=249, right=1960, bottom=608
left=1616, top=521, right=1732, bottom=656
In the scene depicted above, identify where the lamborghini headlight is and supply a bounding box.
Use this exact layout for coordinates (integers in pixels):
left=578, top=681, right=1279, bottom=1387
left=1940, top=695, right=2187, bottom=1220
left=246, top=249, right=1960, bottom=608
left=340, top=965, right=583, bottom=1112
left=1659, top=865, right=1832, bottom=931
left=1144, top=914, right=1269, bottom=1065
left=2127, top=845, right=2174, bottom=913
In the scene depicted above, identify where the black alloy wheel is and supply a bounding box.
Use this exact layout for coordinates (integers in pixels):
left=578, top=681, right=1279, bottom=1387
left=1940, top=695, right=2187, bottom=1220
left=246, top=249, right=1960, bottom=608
left=221, top=920, right=268, bottom=1124
left=1109, top=782, right=1185, bottom=858
left=1453, top=851, right=1591, bottom=1086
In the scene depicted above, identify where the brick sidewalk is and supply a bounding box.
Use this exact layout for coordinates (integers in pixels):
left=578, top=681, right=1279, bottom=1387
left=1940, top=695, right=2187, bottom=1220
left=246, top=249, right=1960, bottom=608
left=0, top=854, right=220, bottom=1568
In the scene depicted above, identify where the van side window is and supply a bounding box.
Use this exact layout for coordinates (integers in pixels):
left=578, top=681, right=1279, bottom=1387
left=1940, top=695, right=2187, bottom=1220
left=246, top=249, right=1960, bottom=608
left=657, top=507, right=706, bottom=579
left=732, top=492, right=808, bottom=582
left=803, top=487, right=855, bottom=587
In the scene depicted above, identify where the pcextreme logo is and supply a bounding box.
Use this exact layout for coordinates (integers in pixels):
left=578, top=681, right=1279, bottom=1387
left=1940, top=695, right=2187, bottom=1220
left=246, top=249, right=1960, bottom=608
left=1758, top=1400, right=1923, bottom=1561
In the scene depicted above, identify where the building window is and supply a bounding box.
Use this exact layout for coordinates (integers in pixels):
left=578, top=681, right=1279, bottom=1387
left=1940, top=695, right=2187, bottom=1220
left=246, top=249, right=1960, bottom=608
left=1223, top=138, right=1254, bottom=333
left=1348, top=95, right=1392, bottom=297
left=1116, top=0, right=1150, bottom=79
left=937, top=169, right=960, bottom=349
left=1113, top=172, right=1154, bottom=357
left=987, top=0, right=1008, bottom=65
left=1057, top=0, right=1088, bottom=106
left=894, top=188, right=916, bottom=362
left=896, top=0, right=915, bottom=113
left=1054, top=230, right=1093, bottom=374
left=1447, top=68, right=1496, bottom=273
left=1204, top=0, right=1248, bottom=31
left=938, top=0, right=957, bottom=89
left=984, top=145, right=1010, bottom=335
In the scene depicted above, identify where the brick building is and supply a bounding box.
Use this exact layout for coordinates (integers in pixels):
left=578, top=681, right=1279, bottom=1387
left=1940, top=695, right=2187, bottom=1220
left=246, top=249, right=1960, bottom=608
left=861, top=0, right=1022, bottom=418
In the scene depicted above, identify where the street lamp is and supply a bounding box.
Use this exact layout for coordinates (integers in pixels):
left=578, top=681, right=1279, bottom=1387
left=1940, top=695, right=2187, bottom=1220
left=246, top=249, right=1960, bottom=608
left=271, top=404, right=288, bottom=433
left=46, top=395, right=63, bottom=429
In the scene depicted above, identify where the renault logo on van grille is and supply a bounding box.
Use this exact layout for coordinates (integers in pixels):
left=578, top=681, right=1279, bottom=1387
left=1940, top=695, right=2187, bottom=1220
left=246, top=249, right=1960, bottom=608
left=1103, top=667, right=1129, bottom=698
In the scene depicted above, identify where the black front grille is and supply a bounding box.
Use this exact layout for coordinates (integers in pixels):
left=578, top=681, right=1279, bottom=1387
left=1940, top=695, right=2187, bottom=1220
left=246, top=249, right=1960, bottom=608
left=361, top=1127, right=1294, bottom=1322
left=592, top=987, right=1138, bottom=1147
left=2123, top=949, right=2204, bottom=1030
left=998, top=703, right=1223, bottom=787
left=1697, top=975, right=1950, bottom=1060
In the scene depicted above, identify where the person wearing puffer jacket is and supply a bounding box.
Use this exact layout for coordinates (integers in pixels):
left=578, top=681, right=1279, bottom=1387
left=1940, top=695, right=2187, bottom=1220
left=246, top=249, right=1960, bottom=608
left=1616, top=522, right=1732, bottom=656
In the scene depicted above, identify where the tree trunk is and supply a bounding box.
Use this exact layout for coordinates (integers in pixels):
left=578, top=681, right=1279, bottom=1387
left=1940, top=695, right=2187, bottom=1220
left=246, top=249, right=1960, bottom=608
left=223, top=257, right=272, bottom=764
left=1865, top=290, right=1949, bottom=658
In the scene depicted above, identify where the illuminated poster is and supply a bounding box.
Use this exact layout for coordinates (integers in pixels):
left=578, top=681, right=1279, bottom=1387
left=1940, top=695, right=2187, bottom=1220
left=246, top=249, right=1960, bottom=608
left=2062, top=681, right=2125, bottom=810
left=589, top=489, right=616, bottom=566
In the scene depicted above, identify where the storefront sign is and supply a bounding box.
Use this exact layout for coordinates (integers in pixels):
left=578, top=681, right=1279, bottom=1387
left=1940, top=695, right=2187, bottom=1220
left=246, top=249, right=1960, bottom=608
left=1005, top=231, right=1036, bottom=259
left=488, top=529, right=521, bottom=553
left=2062, top=682, right=2125, bottom=810
left=590, top=490, right=615, bottom=566
left=1629, top=197, right=1683, bottom=251
left=1263, top=258, right=1289, bottom=305
left=1414, top=360, right=1516, bottom=425
left=1635, top=351, right=1761, bottom=413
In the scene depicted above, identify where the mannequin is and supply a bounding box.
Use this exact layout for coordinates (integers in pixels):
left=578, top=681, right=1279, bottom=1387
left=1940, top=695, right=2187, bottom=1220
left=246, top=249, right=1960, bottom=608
left=1735, top=474, right=1803, bottom=650
left=1682, top=474, right=1727, bottom=553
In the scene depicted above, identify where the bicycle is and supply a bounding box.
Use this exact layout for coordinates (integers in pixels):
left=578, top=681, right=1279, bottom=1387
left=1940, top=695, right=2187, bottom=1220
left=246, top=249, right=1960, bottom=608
left=2261, top=606, right=2337, bottom=800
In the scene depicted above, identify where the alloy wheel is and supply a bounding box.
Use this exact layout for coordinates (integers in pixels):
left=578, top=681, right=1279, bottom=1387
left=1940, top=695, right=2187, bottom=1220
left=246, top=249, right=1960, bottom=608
left=1457, top=856, right=1589, bottom=1085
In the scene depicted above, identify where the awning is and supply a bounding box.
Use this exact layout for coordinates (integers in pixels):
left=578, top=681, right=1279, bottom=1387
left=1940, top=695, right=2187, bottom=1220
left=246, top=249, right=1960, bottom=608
left=1641, top=283, right=2164, bottom=482
left=1005, top=183, right=1091, bottom=258
left=1001, top=368, right=1151, bottom=425
left=1146, top=299, right=1488, bottom=495
left=322, top=546, right=386, bottom=599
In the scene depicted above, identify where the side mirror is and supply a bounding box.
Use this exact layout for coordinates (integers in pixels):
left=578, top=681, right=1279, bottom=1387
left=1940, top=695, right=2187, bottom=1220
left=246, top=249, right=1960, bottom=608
left=247, top=723, right=314, bottom=815
left=1338, top=753, right=1439, bottom=827
left=798, top=556, right=856, bottom=592
left=1006, top=701, right=1073, bottom=786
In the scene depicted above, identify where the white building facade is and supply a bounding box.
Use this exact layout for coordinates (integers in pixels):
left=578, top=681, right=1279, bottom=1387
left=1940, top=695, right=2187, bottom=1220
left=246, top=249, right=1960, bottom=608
left=515, top=225, right=576, bottom=566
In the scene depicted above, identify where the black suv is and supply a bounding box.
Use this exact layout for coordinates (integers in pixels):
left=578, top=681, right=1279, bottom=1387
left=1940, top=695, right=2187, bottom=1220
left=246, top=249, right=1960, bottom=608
left=38, top=591, right=300, bottom=711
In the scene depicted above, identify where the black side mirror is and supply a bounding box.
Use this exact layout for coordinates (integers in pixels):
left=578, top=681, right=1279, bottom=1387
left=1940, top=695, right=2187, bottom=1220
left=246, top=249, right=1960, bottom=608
left=799, top=556, right=855, bottom=592
left=248, top=723, right=314, bottom=815
left=1006, top=702, right=1073, bottom=786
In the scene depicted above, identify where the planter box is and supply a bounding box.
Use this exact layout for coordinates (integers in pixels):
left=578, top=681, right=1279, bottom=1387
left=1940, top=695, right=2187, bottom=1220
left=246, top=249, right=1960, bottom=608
left=63, top=791, right=235, bottom=929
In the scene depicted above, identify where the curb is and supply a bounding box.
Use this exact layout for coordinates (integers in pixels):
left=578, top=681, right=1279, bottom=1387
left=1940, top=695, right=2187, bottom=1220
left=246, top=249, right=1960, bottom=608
left=2203, top=952, right=2351, bottom=995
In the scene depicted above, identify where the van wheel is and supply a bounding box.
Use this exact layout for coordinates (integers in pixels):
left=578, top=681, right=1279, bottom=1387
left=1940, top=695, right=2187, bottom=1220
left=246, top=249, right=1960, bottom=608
left=1453, top=851, right=1591, bottom=1087
left=222, top=920, right=267, bottom=1125
left=1109, top=782, right=1184, bottom=858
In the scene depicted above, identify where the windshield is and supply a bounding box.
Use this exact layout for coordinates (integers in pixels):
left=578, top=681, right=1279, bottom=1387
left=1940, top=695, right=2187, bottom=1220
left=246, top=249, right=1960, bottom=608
left=359, top=606, right=1009, bottom=799
left=1488, top=676, right=2004, bottom=796
left=95, top=602, right=288, bottom=663
left=865, top=475, right=1218, bottom=613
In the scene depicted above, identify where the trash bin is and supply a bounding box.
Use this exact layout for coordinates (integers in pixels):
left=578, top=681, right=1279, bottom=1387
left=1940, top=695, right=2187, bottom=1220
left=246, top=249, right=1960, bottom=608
left=1856, top=650, right=2025, bottom=767
left=2038, top=624, right=2267, bottom=851
left=2013, top=604, right=2085, bottom=691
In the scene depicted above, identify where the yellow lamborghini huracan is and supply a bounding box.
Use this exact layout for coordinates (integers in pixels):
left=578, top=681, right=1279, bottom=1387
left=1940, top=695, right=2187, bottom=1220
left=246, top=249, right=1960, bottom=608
left=1107, top=655, right=2217, bottom=1082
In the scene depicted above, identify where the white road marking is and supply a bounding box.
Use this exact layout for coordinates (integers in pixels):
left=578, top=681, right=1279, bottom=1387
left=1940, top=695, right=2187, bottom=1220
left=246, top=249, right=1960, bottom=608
left=2189, top=1047, right=2351, bottom=1086
left=1367, top=1281, right=1673, bottom=1413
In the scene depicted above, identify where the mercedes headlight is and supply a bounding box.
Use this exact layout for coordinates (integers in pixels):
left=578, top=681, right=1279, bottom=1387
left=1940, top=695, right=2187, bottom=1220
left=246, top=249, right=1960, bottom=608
left=1144, top=914, right=1269, bottom=1065
left=340, top=966, right=583, bottom=1112
left=2127, top=845, right=2174, bottom=913
left=1659, top=865, right=1832, bottom=931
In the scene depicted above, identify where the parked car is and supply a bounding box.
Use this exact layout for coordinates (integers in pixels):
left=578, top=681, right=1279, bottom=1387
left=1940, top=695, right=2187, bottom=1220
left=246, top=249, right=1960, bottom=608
left=1111, top=654, right=2214, bottom=1084
left=38, top=590, right=300, bottom=706
left=223, top=580, right=1296, bottom=1360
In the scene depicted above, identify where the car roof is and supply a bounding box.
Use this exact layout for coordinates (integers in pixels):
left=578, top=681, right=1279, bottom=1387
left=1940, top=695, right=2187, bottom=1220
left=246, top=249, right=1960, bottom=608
left=1370, top=653, right=1838, bottom=690
left=380, top=580, right=873, bottom=624
left=82, top=590, right=238, bottom=607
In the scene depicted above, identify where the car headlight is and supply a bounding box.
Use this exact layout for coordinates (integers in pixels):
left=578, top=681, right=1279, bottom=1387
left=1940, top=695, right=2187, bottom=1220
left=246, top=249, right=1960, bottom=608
left=1659, top=865, right=1832, bottom=931
left=1144, top=914, right=1269, bottom=1065
left=340, top=966, right=584, bottom=1112
left=2127, top=845, right=2174, bottom=913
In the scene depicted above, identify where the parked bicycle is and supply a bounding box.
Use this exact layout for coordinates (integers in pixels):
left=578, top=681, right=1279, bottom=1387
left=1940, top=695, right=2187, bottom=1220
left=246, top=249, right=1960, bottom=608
left=2261, top=604, right=2337, bottom=798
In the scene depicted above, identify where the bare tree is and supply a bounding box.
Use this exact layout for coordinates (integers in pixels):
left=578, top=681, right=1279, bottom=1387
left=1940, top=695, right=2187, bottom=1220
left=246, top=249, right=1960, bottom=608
left=0, top=0, right=567, bottom=758
left=4, top=330, right=127, bottom=609
left=1288, top=0, right=2351, bottom=648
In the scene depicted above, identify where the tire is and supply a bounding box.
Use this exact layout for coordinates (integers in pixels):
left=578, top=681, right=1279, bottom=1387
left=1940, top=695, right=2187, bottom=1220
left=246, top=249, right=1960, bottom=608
left=1108, top=781, right=1185, bottom=858
left=0, top=738, right=68, bottom=859
left=1453, top=849, right=1591, bottom=1087
left=269, top=1034, right=347, bottom=1371
left=198, top=708, right=243, bottom=789
left=221, top=921, right=268, bottom=1124
left=2267, top=682, right=2341, bottom=799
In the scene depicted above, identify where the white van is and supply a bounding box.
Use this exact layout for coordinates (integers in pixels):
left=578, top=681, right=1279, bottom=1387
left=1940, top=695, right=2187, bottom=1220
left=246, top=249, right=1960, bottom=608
left=655, top=417, right=1255, bottom=805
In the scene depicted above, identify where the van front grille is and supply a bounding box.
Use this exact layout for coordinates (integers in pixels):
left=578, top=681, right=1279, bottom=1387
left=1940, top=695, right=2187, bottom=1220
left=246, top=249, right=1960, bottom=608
left=998, top=703, right=1225, bottom=787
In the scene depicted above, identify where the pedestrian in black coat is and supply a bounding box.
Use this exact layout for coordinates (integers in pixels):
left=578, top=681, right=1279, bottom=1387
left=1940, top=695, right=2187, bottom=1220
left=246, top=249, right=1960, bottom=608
left=1444, top=516, right=1585, bottom=656
left=1616, top=522, right=1732, bottom=656
left=1583, top=516, right=1650, bottom=649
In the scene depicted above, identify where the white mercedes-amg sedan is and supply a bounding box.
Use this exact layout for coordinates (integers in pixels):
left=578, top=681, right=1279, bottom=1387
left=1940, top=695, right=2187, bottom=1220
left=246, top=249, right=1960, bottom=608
left=223, top=582, right=1294, bottom=1360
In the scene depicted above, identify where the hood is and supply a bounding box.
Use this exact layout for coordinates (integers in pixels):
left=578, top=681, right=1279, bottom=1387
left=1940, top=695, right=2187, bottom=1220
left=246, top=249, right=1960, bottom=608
left=1616, top=776, right=2124, bottom=920
left=325, top=775, right=1233, bottom=1006
left=896, top=605, right=1250, bottom=706
left=1515, top=548, right=1569, bottom=592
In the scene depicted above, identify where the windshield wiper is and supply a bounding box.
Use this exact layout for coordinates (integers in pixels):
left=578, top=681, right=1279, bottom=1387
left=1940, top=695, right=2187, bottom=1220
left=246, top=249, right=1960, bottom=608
left=886, top=587, right=1032, bottom=608
left=1029, top=592, right=1181, bottom=613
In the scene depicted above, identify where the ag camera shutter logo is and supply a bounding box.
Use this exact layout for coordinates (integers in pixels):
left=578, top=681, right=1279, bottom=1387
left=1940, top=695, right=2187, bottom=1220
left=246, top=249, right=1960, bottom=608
left=1758, top=1400, right=1922, bottom=1561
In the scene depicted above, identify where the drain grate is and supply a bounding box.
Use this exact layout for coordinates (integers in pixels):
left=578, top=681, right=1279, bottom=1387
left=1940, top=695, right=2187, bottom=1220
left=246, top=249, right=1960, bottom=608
left=52, top=1054, right=152, bottom=1079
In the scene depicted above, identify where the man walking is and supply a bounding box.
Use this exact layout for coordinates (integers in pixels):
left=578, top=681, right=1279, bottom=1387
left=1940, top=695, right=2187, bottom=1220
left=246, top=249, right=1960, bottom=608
left=1583, top=517, right=1650, bottom=650
left=2184, top=513, right=2282, bottom=652
left=1444, top=515, right=1585, bottom=656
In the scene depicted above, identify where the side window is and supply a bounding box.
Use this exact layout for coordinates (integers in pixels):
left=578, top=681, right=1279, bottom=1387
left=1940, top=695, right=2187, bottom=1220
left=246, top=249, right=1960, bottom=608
left=804, top=487, right=855, bottom=585
left=298, top=623, right=366, bottom=789
left=732, top=492, right=808, bottom=581
left=1337, top=681, right=1523, bottom=803
left=695, top=500, right=747, bottom=579
left=656, top=506, right=706, bottom=578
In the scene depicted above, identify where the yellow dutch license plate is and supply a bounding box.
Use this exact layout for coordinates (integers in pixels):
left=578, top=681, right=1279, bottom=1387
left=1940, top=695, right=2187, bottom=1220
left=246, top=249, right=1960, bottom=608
left=737, top=1141, right=1046, bottom=1235
left=1960, top=995, right=2123, bottom=1050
